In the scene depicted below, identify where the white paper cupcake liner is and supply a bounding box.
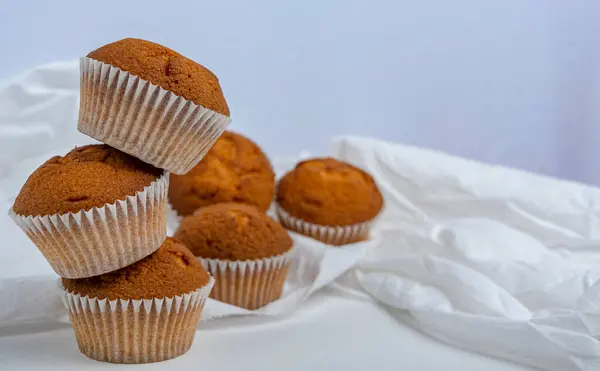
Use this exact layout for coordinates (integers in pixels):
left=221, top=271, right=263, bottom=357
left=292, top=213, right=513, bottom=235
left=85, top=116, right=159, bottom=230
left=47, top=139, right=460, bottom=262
left=78, top=57, right=231, bottom=174
left=199, top=250, right=293, bottom=310
left=59, top=277, right=214, bottom=364
left=275, top=204, right=372, bottom=245
left=166, top=202, right=184, bottom=233
left=8, top=173, right=169, bottom=279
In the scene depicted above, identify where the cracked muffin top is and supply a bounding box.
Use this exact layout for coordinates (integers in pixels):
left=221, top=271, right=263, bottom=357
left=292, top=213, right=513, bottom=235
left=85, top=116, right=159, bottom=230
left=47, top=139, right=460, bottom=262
left=174, top=203, right=292, bottom=260
left=276, top=158, right=383, bottom=226
left=12, top=144, right=163, bottom=216
left=62, top=237, right=211, bottom=300
left=87, top=38, right=230, bottom=116
left=168, top=131, right=275, bottom=216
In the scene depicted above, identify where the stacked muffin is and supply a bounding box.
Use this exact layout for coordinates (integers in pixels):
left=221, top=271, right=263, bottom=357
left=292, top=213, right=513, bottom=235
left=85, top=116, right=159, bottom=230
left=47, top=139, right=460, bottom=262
left=8, top=38, right=230, bottom=364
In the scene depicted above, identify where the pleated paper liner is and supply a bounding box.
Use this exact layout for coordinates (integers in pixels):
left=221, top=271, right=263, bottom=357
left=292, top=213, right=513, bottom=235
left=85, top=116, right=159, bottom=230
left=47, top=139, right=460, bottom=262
left=59, top=277, right=214, bottom=364
left=275, top=204, right=372, bottom=246
left=8, top=173, right=169, bottom=279
left=78, top=57, right=231, bottom=175
left=199, top=250, right=294, bottom=310
left=166, top=202, right=184, bottom=233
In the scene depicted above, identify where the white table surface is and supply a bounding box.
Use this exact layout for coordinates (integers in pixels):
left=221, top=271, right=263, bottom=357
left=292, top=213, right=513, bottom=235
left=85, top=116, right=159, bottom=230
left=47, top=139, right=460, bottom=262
left=0, top=288, right=533, bottom=371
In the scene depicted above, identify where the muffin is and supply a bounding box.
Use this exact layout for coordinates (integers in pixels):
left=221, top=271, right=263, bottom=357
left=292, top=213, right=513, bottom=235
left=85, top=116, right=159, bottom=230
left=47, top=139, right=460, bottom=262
left=78, top=38, right=231, bottom=174
left=169, top=131, right=275, bottom=216
left=60, top=237, right=214, bottom=364
left=276, top=158, right=383, bottom=245
left=174, top=203, right=293, bottom=310
left=9, top=144, right=168, bottom=278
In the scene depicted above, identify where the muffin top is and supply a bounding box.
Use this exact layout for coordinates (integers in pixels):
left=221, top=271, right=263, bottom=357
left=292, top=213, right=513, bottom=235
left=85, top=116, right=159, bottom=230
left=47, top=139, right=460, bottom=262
left=174, top=203, right=292, bottom=260
left=87, top=38, right=230, bottom=116
left=168, top=131, right=275, bottom=216
left=13, top=144, right=162, bottom=217
left=62, top=237, right=210, bottom=300
left=276, top=158, right=383, bottom=226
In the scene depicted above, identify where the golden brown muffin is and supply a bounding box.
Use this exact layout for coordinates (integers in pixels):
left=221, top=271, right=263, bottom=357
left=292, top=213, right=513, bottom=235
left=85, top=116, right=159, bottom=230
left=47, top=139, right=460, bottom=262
left=174, top=203, right=292, bottom=260
left=276, top=158, right=383, bottom=226
left=87, top=38, right=229, bottom=116
left=62, top=237, right=210, bottom=300
left=61, top=237, right=213, bottom=363
left=168, top=131, right=275, bottom=215
left=174, top=203, right=292, bottom=310
left=12, top=145, right=162, bottom=217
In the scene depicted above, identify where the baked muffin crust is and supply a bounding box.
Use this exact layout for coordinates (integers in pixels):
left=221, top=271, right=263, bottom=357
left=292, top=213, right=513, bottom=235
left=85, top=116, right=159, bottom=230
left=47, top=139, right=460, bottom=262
left=276, top=158, right=383, bottom=226
left=169, top=131, right=275, bottom=215
left=62, top=237, right=210, bottom=300
left=13, top=144, right=162, bottom=216
left=88, top=38, right=230, bottom=116
left=174, top=203, right=292, bottom=260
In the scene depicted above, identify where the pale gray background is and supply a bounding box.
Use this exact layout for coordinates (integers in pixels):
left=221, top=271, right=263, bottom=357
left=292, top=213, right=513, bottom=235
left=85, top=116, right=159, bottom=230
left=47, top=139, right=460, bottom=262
left=0, top=0, right=599, bottom=184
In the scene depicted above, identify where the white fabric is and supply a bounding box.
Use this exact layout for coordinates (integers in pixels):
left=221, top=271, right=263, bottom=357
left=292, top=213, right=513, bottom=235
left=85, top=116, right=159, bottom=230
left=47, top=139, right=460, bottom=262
left=2, top=62, right=600, bottom=370
left=332, top=137, right=600, bottom=371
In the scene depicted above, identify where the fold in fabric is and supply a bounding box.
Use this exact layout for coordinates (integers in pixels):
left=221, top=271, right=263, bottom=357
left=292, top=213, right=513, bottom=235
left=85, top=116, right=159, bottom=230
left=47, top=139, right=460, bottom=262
left=332, top=136, right=600, bottom=371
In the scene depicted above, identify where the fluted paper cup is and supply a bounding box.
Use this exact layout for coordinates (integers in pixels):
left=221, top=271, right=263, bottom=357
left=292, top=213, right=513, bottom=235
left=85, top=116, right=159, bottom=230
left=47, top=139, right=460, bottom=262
left=199, top=250, right=293, bottom=310
left=275, top=204, right=372, bottom=246
left=60, top=277, right=214, bottom=364
left=8, top=173, right=169, bottom=279
left=78, top=57, right=231, bottom=174
left=166, top=202, right=184, bottom=233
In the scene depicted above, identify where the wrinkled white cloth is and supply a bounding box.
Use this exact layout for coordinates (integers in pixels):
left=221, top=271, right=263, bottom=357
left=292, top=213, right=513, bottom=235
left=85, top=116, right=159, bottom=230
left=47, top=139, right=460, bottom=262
left=332, top=136, right=600, bottom=371
left=2, top=61, right=600, bottom=371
